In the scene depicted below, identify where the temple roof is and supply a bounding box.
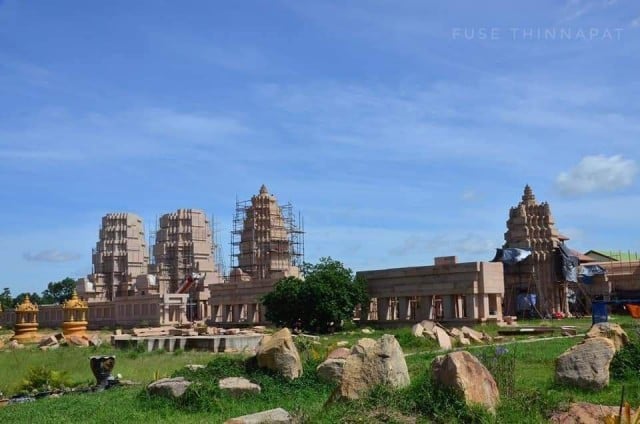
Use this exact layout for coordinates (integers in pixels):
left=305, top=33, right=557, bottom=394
left=16, top=295, right=38, bottom=312
left=64, top=290, right=88, bottom=309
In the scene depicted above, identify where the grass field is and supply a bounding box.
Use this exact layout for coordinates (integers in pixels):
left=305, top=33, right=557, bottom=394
left=0, top=316, right=638, bottom=423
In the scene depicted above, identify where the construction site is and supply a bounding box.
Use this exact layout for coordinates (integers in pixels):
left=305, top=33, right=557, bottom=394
left=2, top=184, right=640, bottom=329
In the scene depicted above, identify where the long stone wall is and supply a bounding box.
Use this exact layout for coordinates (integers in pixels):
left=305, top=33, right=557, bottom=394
left=357, top=260, right=504, bottom=324
left=0, top=294, right=189, bottom=330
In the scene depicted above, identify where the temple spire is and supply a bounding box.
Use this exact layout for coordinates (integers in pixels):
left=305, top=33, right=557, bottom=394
left=522, top=184, right=536, bottom=205
left=259, top=184, right=269, bottom=195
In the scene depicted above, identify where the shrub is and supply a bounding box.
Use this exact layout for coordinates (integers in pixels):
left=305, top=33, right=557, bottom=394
left=19, top=366, right=71, bottom=394
left=475, top=345, right=517, bottom=397
left=611, top=341, right=640, bottom=380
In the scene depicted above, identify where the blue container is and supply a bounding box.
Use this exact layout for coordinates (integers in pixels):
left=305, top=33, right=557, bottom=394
left=592, top=301, right=608, bottom=325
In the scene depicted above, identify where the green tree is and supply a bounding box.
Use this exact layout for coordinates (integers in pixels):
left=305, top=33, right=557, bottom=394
left=262, top=257, right=369, bottom=333
left=12, top=292, right=42, bottom=308
left=41, top=277, right=76, bottom=304
left=0, top=287, right=12, bottom=310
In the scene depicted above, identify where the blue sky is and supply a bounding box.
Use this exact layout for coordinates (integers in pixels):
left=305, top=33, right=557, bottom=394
left=1, top=0, right=639, bottom=294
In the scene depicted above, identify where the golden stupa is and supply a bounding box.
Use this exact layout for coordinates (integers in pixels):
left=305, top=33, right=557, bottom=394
left=11, top=295, right=39, bottom=342
left=62, top=290, right=89, bottom=337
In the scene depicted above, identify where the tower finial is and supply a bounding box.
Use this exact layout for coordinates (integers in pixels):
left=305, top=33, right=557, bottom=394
left=259, top=184, right=269, bottom=195
left=522, top=184, right=536, bottom=204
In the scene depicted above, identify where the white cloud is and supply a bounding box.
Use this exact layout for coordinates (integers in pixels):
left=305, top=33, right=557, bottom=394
left=632, top=16, right=640, bottom=27
left=556, top=155, right=637, bottom=195
left=23, top=250, right=81, bottom=263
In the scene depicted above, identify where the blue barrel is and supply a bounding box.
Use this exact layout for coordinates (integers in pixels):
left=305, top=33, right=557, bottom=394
left=592, top=301, right=608, bottom=324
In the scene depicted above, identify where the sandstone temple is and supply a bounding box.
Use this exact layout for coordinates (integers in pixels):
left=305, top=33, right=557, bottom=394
left=2, top=184, right=639, bottom=329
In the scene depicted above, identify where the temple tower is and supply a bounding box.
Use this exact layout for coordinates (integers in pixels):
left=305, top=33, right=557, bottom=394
left=231, top=185, right=302, bottom=282
left=503, top=185, right=568, bottom=316
left=80, top=213, right=149, bottom=301
left=152, top=209, right=219, bottom=293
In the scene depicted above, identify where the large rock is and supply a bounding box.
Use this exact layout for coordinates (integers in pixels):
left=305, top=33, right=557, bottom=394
left=411, top=323, right=425, bottom=337
left=431, top=351, right=500, bottom=412
left=549, top=402, right=632, bottom=424
left=219, top=377, right=261, bottom=396
left=66, top=335, right=89, bottom=347
left=224, top=408, right=292, bottom=423
left=434, top=326, right=452, bottom=350
left=317, top=358, right=346, bottom=383
left=335, top=334, right=410, bottom=400
left=147, top=377, right=192, bottom=398
left=420, top=320, right=436, bottom=332
left=585, top=323, right=629, bottom=351
left=255, top=328, right=302, bottom=380
left=39, top=335, right=59, bottom=348
left=327, top=347, right=350, bottom=360
left=555, top=337, right=616, bottom=390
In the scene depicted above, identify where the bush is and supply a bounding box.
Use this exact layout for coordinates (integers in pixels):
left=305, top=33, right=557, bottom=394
left=20, top=366, right=71, bottom=394
left=611, top=341, right=640, bottom=380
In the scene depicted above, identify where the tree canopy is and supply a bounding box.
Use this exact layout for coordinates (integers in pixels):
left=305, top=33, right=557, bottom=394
left=1, top=277, right=77, bottom=308
left=261, top=257, right=369, bottom=333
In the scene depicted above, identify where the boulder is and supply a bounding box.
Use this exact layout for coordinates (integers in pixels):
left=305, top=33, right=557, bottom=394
left=317, top=358, right=346, bottom=383
left=461, top=326, right=484, bottom=341
left=40, top=343, right=60, bottom=351
left=327, top=347, right=350, bottom=360
left=255, top=328, right=302, bottom=380
left=555, top=337, right=616, bottom=390
left=39, top=335, right=59, bottom=348
left=411, top=323, right=425, bottom=337
left=549, top=402, right=631, bottom=424
left=66, top=335, right=89, bottom=347
left=424, top=329, right=436, bottom=340
left=147, top=377, right=192, bottom=398
left=224, top=408, right=292, bottom=423
left=185, top=364, right=206, bottom=371
left=457, top=334, right=471, bottom=346
left=449, top=328, right=462, bottom=337
left=434, top=326, right=452, bottom=350
left=8, top=340, right=24, bottom=349
left=219, top=377, right=261, bottom=396
left=431, top=351, right=500, bottom=412
left=86, top=335, right=102, bottom=347
left=335, top=334, right=410, bottom=400
left=585, top=323, right=629, bottom=351
left=420, top=320, right=436, bottom=332
left=336, top=341, right=349, bottom=347
left=361, top=328, right=373, bottom=334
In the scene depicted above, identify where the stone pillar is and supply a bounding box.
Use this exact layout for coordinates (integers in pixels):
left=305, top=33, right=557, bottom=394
left=416, top=295, right=433, bottom=320
left=247, top=304, right=257, bottom=323
left=210, top=304, right=220, bottom=322
left=232, top=305, right=241, bottom=322
left=465, top=294, right=478, bottom=320
left=377, top=297, right=390, bottom=321
left=258, top=304, right=267, bottom=323
left=442, top=295, right=455, bottom=319
left=397, top=297, right=410, bottom=321
left=479, top=294, right=490, bottom=319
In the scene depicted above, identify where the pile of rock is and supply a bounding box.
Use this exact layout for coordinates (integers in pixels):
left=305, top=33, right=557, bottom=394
left=411, top=320, right=492, bottom=349
left=555, top=322, right=629, bottom=390
left=36, top=333, right=102, bottom=350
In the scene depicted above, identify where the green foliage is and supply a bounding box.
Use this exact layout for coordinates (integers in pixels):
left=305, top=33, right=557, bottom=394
left=40, top=277, right=76, bottom=304
left=262, top=257, right=369, bottom=333
left=12, top=292, right=42, bottom=307
left=475, top=345, right=517, bottom=397
left=611, top=341, right=640, bottom=380
left=19, top=366, right=72, bottom=393
left=392, top=328, right=439, bottom=351
left=0, top=287, right=12, bottom=310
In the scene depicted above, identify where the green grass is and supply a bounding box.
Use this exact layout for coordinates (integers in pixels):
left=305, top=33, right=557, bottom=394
left=0, top=343, right=217, bottom=396
left=2, top=316, right=639, bottom=423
